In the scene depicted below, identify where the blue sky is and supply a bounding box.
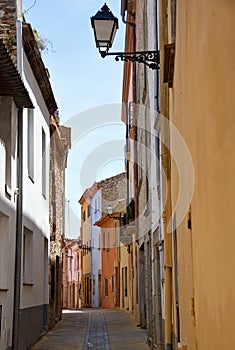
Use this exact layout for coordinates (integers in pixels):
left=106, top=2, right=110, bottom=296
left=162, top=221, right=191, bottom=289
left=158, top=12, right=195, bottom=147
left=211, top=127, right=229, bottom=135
left=23, top=0, right=126, bottom=237
left=23, top=0, right=125, bottom=117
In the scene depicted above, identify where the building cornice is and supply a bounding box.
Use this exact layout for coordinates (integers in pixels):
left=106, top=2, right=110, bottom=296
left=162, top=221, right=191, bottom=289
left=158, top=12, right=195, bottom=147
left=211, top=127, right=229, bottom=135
left=0, top=39, right=33, bottom=108
left=22, top=22, right=58, bottom=114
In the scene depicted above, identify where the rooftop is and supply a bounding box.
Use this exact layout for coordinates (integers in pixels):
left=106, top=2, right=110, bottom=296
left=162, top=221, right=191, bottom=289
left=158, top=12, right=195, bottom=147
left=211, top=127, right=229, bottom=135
left=0, top=39, right=33, bottom=108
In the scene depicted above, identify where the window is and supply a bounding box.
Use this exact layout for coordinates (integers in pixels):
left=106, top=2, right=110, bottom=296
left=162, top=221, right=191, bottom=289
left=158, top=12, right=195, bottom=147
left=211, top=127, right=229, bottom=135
left=106, top=231, right=110, bottom=252
left=145, top=174, right=149, bottom=212
left=93, top=278, right=95, bottom=295
left=23, top=227, right=34, bottom=284
left=171, top=0, right=177, bottom=42
left=124, top=267, right=128, bottom=297
left=138, top=144, right=143, bottom=186
left=105, top=278, right=108, bottom=297
left=87, top=205, right=90, bottom=218
left=77, top=255, right=80, bottom=270
left=95, top=199, right=97, bottom=212
left=112, top=276, right=114, bottom=292
left=27, top=109, right=34, bottom=180
left=51, top=264, right=55, bottom=300
left=83, top=210, right=86, bottom=222
left=113, top=223, right=117, bottom=246
left=102, top=231, right=105, bottom=250
left=155, top=135, right=160, bottom=183
left=41, top=128, right=47, bottom=197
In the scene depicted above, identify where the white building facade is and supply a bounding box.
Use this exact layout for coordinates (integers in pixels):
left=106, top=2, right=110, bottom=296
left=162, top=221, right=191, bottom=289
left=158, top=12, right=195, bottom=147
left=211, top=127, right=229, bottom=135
left=0, top=41, right=33, bottom=349
left=0, top=3, right=58, bottom=349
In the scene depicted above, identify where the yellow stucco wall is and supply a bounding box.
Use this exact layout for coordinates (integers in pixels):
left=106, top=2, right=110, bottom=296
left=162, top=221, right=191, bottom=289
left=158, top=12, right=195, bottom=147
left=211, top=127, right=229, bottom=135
left=81, top=201, right=91, bottom=275
left=170, top=1, right=235, bottom=349
left=120, top=244, right=130, bottom=310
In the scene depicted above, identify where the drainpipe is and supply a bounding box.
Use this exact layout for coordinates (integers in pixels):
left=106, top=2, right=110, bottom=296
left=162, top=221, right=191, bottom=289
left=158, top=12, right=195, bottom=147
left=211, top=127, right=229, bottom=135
left=157, top=0, right=173, bottom=348
left=160, top=121, right=172, bottom=350
left=13, top=2, right=24, bottom=348
left=12, top=107, right=23, bottom=350
left=163, top=179, right=173, bottom=350
left=161, top=73, right=173, bottom=350
left=161, top=72, right=173, bottom=350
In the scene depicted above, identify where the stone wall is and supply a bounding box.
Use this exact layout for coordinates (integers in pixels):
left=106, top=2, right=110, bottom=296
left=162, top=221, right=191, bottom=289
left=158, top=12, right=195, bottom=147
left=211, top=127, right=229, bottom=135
left=49, top=119, right=71, bottom=329
left=0, top=0, right=17, bottom=61
left=98, top=172, right=127, bottom=214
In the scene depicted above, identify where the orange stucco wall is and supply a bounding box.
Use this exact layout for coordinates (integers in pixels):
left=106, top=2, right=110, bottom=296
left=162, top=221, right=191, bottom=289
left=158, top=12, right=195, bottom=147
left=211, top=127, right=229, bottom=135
left=170, top=1, right=235, bottom=349
left=101, top=217, right=120, bottom=309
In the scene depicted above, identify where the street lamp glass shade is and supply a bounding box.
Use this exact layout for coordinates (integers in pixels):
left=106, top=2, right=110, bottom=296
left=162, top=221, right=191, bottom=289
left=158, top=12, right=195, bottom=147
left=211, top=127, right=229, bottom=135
left=78, top=239, right=83, bottom=248
left=107, top=205, right=113, bottom=215
left=91, top=3, right=119, bottom=51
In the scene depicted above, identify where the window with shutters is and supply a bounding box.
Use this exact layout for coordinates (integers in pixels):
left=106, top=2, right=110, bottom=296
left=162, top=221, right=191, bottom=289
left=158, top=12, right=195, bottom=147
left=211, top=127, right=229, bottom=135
left=105, top=278, right=108, bottom=297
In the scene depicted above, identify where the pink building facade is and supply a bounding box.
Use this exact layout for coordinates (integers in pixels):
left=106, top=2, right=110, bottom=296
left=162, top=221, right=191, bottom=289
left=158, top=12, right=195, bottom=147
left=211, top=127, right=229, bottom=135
left=62, top=240, right=82, bottom=309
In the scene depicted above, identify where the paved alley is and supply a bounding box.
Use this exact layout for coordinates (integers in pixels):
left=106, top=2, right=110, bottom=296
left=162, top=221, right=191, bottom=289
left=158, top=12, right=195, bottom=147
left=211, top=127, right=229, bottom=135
left=31, top=309, right=149, bottom=350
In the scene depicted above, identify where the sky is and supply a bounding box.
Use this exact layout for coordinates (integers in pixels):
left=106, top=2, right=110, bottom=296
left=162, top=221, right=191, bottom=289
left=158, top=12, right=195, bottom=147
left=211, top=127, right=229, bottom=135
left=23, top=0, right=126, bottom=238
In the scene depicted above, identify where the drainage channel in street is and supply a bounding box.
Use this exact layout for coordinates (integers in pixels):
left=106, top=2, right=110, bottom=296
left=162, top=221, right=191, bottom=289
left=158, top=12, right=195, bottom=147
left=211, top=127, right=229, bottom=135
left=83, top=311, right=110, bottom=350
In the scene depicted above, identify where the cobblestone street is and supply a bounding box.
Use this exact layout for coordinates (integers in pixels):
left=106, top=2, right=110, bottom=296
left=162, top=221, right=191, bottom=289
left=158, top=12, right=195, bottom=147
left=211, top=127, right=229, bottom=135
left=31, top=309, right=149, bottom=350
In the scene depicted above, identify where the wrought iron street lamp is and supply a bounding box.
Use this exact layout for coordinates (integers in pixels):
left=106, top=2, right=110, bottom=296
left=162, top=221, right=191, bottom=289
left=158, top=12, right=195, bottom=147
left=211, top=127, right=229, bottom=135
left=91, top=3, right=160, bottom=70
left=90, top=3, right=118, bottom=53
left=107, top=205, right=121, bottom=220
left=78, top=239, right=91, bottom=252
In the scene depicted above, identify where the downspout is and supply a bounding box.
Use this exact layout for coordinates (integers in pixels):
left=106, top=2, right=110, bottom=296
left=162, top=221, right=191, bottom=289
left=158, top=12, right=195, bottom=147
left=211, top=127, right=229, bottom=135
left=158, top=0, right=173, bottom=349
left=153, top=1, right=165, bottom=349
left=151, top=0, right=158, bottom=313
left=131, top=8, right=138, bottom=320
left=163, top=177, right=173, bottom=350
left=13, top=2, right=24, bottom=348
left=12, top=107, right=23, bottom=350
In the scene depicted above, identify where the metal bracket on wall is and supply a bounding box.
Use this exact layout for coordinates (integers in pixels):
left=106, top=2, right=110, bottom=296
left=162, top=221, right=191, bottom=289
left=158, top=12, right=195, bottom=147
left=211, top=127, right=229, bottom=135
left=100, top=50, right=160, bottom=70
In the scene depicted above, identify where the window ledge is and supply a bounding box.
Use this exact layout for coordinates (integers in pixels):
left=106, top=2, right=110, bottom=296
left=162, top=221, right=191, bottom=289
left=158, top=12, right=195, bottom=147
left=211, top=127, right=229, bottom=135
left=23, top=281, right=34, bottom=286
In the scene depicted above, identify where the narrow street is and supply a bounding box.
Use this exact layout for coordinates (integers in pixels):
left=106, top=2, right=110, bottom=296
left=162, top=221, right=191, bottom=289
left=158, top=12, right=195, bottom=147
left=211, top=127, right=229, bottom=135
left=31, top=309, right=149, bottom=350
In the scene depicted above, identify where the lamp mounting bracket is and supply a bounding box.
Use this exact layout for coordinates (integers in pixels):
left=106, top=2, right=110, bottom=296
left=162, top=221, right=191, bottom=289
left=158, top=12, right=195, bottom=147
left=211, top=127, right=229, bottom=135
left=100, top=50, right=160, bottom=70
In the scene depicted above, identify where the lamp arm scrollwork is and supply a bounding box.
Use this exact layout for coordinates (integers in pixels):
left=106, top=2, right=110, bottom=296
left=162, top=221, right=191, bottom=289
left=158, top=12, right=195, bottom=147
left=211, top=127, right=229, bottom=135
left=100, top=50, right=160, bottom=70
